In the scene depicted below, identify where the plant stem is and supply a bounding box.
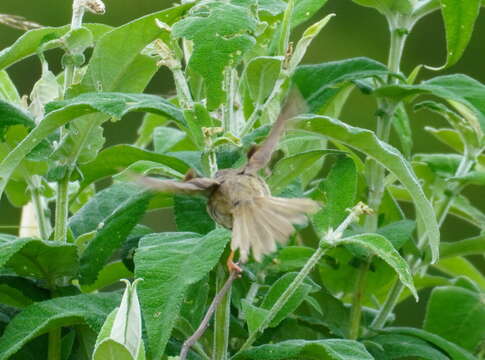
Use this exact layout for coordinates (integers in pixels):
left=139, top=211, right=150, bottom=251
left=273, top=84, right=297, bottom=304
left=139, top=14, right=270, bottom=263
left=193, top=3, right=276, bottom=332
left=53, top=176, right=70, bottom=242
left=48, top=328, right=62, bottom=360
left=28, top=176, right=50, bottom=239
left=237, top=245, right=326, bottom=353
left=371, top=154, right=475, bottom=329
left=180, top=270, right=238, bottom=360
left=213, top=265, right=233, bottom=360
left=348, top=21, right=408, bottom=338
left=349, top=261, right=370, bottom=339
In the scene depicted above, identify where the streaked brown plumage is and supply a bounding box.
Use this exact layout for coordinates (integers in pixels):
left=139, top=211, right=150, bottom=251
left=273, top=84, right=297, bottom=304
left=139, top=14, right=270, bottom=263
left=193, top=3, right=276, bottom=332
left=136, top=95, right=319, bottom=264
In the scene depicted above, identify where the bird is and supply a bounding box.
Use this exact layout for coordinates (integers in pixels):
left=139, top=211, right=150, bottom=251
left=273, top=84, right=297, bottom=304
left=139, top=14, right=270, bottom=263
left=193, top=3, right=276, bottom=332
left=136, top=98, right=320, bottom=272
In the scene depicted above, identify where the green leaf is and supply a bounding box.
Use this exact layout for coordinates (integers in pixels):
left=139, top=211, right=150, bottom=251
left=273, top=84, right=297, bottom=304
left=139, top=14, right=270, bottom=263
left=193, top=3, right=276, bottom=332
left=153, top=126, right=186, bottom=153
left=440, top=235, right=485, bottom=258
left=0, top=276, right=49, bottom=308
left=268, top=150, right=339, bottom=194
left=77, top=145, right=189, bottom=191
left=375, top=74, right=485, bottom=133
left=435, top=0, right=481, bottom=69
left=172, top=1, right=257, bottom=109
left=0, top=70, right=20, bottom=104
left=241, top=300, right=269, bottom=335
left=244, top=56, right=283, bottom=104
left=76, top=4, right=191, bottom=93
left=234, top=339, right=374, bottom=360
left=0, top=99, right=35, bottom=138
left=80, top=261, right=133, bottom=293
left=134, top=229, right=230, bottom=359
left=433, top=256, right=485, bottom=290
left=368, top=334, right=449, bottom=360
left=0, top=293, right=119, bottom=360
left=46, top=92, right=185, bottom=125
left=293, top=57, right=389, bottom=113
left=79, top=188, right=151, bottom=285
left=313, top=156, right=357, bottom=234
left=424, top=285, right=485, bottom=352
left=174, top=195, right=215, bottom=234
left=0, top=24, right=111, bottom=71
left=269, top=246, right=315, bottom=273
left=261, top=272, right=319, bottom=327
left=379, top=327, right=476, bottom=360
left=392, top=105, right=413, bottom=158
left=0, top=237, right=78, bottom=282
left=351, top=0, right=413, bottom=16
left=377, top=219, right=415, bottom=250
left=135, top=113, right=168, bottom=148
left=338, top=233, right=418, bottom=300
left=292, top=0, right=329, bottom=27
left=451, top=170, right=485, bottom=186
left=425, top=127, right=464, bottom=153
left=296, top=115, right=440, bottom=263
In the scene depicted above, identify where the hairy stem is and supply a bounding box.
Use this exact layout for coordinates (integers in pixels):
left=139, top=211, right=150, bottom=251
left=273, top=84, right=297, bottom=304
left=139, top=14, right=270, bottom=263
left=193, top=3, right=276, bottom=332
left=371, top=154, right=475, bottom=329
left=28, top=176, right=50, bottom=239
left=180, top=270, right=238, bottom=360
left=348, top=22, right=407, bottom=337
left=213, top=265, right=233, bottom=360
left=53, top=176, right=70, bottom=242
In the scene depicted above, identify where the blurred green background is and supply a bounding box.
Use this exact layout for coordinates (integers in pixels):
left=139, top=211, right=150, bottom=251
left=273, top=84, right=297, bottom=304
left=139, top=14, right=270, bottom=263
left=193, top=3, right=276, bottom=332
left=1, top=0, right=484, bottom=326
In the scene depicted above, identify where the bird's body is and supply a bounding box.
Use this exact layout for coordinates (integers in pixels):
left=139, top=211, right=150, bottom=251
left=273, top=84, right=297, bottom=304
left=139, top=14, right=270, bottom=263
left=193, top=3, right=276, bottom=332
left=207, top=169, right=318, bottom=263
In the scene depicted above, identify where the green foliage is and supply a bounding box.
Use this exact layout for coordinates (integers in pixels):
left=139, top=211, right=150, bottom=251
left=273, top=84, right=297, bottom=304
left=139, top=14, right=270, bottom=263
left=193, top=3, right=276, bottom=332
left=1, top=0, right=484, bottom=359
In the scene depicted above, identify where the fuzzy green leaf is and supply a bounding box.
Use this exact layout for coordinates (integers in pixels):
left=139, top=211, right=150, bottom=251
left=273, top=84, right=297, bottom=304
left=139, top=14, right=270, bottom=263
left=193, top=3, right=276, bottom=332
left=296, top=115, right=440, bottom=263
left=424, top=286, right=485, bottom=352
left=244, top=56, right=283, bottom=104
left=79, top=186, right=151, bottom=285
left=172, top=1, right=257, bottom=109
left=433, top=256, right=485, bottom=290
left=0, top=293, right=120, bottom=360
left=0, top=237, right=78, bottom=282
left=379, top=327, right=476, bottom=360
left=0, top=24, right=111, bottom=71
left=440, top=235, right=485, bottom=258
left=77, top=145, right=189, bottom=191
left=134, top=229, right=230, bottom=359
left=0, top=100, right=35, bottom=138
left=174, top=195, right=215, bottom=234
left=313, top=156, right=357, bottom=234
left=339, top=233, right=418, bottom=300
left=293, top=57, right=389, bottom=113
left=292, top=0, right=329, bottom=27
left=0, top=71, right=21, bottom=104
left=351, top=0, right=413, bottom=16
left=234, top=339, right=374, bottom=360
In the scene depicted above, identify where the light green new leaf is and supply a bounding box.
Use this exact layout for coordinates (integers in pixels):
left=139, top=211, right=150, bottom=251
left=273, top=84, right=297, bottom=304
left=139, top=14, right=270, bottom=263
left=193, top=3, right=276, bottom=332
left=451, top=170, right=485, bottom=186
left=172, top=1, right=257, bottom=109
left=0, top=293, right=120, bottom=360
left=293, top=57, right=389, bottom=113
left=424, top=285, right=485, bottom=352
left=268, top=150, right=339, bottom=194
left=0, top=237, right=78, bottom=281
left=0, top=99, right=35, bottom=137
left=440, top=235, right=485, bottom=258
left=380, top=327, right=476, bottom=360
left=79, top=187, right=151, bottom=285
left=296, top=115, right=440, bottom=263
left=0, top=24, right=111, bottom=71
left=77, top=145, right=189, bottom=191
left=338, top=233, right=418, bottom=300
left=0, top=70, right=21, bottom=104
left=134, top=229, right=231, bottom=359
left=81, top=261, right=133, bottom=293
left=434, top=0, right=481, bottom=69
left=289, top=14, right=334, bottom=73
left=425, top=126, right=464, bottom=153
left=93, top=280, right=144, bottom=360
left=244, top=56, right=283, bottom=104
left=234, top=339, right=374, bottom=360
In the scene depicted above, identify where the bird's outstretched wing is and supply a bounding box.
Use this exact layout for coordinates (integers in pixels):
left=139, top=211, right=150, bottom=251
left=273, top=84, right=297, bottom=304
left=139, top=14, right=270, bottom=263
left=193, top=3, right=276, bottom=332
left=243, top=89, right=307, bottom=175
left=135, top=175, right=219, bottom=195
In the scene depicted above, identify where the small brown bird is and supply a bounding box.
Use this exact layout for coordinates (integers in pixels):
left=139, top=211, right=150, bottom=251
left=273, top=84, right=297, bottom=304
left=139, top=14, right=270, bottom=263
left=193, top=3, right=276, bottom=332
left=137, top=99, right=319, bottom=270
